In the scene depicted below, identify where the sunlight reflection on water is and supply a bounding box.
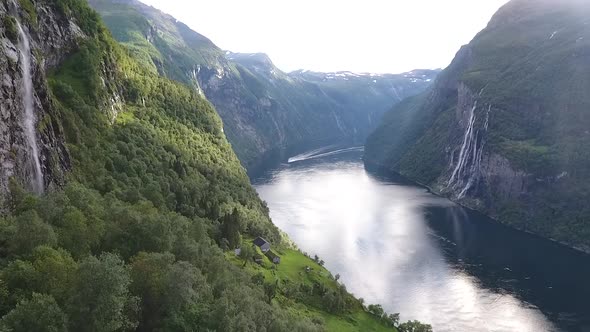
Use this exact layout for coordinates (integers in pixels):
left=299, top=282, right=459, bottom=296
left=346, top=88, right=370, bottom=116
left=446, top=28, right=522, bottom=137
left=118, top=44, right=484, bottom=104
left=255, top=155, right=561, bottom=332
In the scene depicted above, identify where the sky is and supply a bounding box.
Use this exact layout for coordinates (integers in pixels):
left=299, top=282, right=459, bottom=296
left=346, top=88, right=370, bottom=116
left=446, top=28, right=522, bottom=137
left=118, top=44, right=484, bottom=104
left=139, top=0, right=509, bottom=74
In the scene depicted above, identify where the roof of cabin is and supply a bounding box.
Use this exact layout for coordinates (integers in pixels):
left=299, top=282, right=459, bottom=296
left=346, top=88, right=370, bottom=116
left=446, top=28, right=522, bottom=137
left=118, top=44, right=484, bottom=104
left=253, top=237, right=270, bottom=247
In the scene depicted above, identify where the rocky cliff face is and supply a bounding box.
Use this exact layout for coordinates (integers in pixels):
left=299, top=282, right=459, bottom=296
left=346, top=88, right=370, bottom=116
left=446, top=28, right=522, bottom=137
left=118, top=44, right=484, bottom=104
left=433, top=83, right=529, bottom=209
left=0, top=0, right=125, bottom=204
left=366, top=0, right=590, bottom=250
left=0, top=0, right=81, bottom=201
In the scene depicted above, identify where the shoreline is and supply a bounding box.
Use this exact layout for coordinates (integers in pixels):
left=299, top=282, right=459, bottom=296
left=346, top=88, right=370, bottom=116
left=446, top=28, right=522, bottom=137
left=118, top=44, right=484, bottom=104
left=250, top=143, right=590, bottom=256
left=363, top=158, right=590, bottom=256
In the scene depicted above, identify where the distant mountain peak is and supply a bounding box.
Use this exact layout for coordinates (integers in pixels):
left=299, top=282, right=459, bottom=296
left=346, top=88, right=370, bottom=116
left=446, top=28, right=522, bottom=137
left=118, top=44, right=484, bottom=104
left=225, top=52, right=274, bottom=67
left=289, top=68, right=440, bottom=84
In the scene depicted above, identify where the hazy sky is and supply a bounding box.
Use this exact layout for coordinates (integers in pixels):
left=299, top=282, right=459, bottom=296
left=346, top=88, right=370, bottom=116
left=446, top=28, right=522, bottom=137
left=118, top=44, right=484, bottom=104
left=139, top=0, right=509, bottom=74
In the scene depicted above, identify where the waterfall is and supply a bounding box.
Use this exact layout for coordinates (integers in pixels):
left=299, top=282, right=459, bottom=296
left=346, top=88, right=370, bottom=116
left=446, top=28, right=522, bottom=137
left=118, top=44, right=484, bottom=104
left=15, top=20, right=44, bottom=193
left=449, top=101, right=478, bottom=186
left=448, top=102, right=490, bottom=199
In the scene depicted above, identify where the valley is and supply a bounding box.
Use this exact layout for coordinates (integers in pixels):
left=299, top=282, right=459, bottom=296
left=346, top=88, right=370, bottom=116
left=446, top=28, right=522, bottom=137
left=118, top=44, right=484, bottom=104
left=0, top=0, right=589, bottom=331
left=88, top=0, right=438, bottom=169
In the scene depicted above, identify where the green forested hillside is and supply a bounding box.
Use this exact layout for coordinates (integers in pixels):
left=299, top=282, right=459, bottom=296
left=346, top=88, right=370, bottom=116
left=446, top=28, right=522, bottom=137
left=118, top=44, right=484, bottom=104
left=87, top=0, right=437, bottom=169
left=0, top=0, right=430, bottom=330
left=87, top=0, right=223, bottom=80
left=365, top=0, right=590, bottom=250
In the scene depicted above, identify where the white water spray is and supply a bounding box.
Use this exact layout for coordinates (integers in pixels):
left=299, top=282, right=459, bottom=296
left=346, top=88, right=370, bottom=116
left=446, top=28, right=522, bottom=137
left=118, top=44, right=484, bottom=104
left=449, top=101, right=478, bottom=186
left=448, top=102, right=491, bottom=198
left=15, top=20, right=44, bottom=193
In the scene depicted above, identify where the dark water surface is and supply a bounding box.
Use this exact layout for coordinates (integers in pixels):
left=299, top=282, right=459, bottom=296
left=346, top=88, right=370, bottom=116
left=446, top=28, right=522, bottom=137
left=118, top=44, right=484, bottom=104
left=253, top=147, right=590, bottom=332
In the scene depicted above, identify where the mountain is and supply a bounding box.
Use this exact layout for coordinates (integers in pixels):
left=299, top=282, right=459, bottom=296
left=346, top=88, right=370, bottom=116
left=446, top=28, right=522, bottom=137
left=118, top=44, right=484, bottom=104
left=365, top=0, right=590, bottom=250
left=288, top=69, right=438, bottom=139
left=88, top=0, right=438, bottom=170
left=0, top=0, right=430, bottom=330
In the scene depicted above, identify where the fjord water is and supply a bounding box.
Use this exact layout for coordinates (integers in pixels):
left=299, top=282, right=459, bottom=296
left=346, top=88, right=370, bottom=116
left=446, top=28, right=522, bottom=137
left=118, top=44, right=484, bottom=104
left=253, top=147, right=590, bottom=332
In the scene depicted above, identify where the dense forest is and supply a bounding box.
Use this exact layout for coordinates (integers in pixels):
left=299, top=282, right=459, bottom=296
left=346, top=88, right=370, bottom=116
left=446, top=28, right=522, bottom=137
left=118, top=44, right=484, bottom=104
left=0, top=0, right=432, bottom=331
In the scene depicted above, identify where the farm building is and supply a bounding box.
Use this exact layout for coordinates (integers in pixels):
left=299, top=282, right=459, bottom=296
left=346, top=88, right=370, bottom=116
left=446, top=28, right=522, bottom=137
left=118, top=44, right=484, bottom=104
left=253, top=237, right=271, bottom=253
left=265, top=250, right=281, bottom=264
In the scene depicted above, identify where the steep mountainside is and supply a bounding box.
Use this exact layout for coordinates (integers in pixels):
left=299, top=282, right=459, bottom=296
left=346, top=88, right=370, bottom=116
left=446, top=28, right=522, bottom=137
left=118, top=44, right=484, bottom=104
left=365, top=0, right=590, bottom=250
left=0, top=0, right=427, bottom=330
left=289, top=68, right=438, bottom=113
left=88, top=0, right=437, bottom=169
left=0, top=0, right=79, bottom=200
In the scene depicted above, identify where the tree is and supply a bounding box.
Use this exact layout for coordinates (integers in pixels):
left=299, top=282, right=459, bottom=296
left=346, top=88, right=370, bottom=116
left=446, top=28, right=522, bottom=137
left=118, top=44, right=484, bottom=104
left=398, top=320, right=433, bottom=332
left=161, top=261, right=211, bottom=330
left=0, top=279, right=8, bottom=315
left=218, top=237, right=229, bottom=251
left=129, top=252, right=212, bottom=330
left=7, top=178, right=37, bottom=214
left=103, top=203, right=174, bottom=259
left=9, top=210, right=57, bottom=256
left=322, top=291, right=346, bottom=314
left=251, top=272, right=265, bottom=286
left=387, top=313, right=400, bottom=327
left=367, top=304, right=385, bottom=318
left=67, top=253, right=139, bottom=332
left=129, top=252, right=174, bottom=330
left=164, top=261, right=209, bottom=309
left=1, top=293, right=67, bottom=332
left=56, top=207, right=92, bottom=257
left=0, top=260, right=38, bottom=312
left=263, top=281, right=278, bottom=304
left=31, top=246, right=77, bottom=304
left=221, top=208, right=241, bottom=249
left=238, top=244, right=255, bottom=267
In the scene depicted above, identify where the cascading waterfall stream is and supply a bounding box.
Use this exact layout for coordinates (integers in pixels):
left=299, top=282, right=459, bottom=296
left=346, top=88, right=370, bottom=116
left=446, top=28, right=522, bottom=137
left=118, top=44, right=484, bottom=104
left=447, top=101, right=490, bottom=199
left=449, top=101, right=478, bottom=186
left=15, top=19, right=44, bottom=193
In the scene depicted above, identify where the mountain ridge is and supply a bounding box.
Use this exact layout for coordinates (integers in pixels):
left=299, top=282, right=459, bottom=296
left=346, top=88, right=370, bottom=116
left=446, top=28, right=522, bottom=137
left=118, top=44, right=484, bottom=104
left=88, top=0, right=438, bottom=169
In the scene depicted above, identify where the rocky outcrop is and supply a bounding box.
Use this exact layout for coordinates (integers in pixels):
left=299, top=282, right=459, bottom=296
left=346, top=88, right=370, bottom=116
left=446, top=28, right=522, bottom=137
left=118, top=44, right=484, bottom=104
left=480, top=153, right=528, bottom=201
left=0, top=0, right=84, bottom=202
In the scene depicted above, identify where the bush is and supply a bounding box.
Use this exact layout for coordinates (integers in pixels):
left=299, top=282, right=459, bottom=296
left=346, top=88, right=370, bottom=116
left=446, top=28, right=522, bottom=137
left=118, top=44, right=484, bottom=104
left=3, top=15, right=18, bottom=42
left=1, top=293, right=67, bottom=332
left=18, top=0, right=37, bottom=26
left=398, top=320, right=433, bottom=332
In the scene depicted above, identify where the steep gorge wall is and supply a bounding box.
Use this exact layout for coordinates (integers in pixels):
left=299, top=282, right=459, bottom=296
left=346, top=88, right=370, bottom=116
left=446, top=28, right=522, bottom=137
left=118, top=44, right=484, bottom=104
left=0, top=0, right=77, bottom=199
left=0, top=0, right=124, bottom=202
